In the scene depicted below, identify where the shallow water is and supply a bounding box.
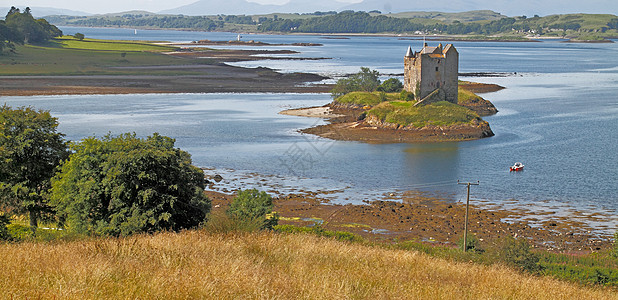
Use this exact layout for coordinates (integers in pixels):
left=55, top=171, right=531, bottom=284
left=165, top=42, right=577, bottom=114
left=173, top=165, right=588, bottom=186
left=10, top=27, right=617, bottom=233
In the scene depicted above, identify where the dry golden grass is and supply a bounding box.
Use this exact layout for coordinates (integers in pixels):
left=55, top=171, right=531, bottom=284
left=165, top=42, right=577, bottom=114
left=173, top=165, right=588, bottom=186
left=1, top=230, right=615, bottom=299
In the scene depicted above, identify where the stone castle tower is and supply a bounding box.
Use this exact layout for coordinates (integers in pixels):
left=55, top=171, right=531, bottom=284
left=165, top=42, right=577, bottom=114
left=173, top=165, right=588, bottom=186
left=404, top=43, right=458, bottom=105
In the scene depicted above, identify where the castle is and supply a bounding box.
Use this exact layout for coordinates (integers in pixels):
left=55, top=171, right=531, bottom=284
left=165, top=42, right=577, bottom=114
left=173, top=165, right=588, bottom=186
left=403, top=43, right=458, bottom=105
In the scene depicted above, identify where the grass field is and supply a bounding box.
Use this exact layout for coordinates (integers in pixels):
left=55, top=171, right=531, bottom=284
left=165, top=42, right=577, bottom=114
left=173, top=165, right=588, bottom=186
left=368, top=100, right=480, bottom=127
left=54, top=36, right=178, bottom=52
left=1, top=230, right=615, bottom=299
left=0, top=37, right=204, bottom=76
left=334, top=91, right=399, bottom=106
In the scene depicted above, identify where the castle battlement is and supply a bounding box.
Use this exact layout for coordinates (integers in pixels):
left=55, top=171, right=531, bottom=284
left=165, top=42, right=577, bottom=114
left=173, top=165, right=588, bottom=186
left=404, top=43, right=459, bottom=104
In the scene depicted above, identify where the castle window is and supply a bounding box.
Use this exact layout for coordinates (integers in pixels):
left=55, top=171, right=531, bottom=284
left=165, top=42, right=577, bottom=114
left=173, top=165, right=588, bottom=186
left=435, top=67, right=439, bottom=71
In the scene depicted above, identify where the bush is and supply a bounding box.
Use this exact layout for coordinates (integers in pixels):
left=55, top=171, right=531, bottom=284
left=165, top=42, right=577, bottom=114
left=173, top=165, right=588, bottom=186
left=377, top=78, right=403, bottom=93
left=331, top=67, right=380, bottom=98
left=51, top=133, right=210, bottom=236
left=6, top=223, right=32, bottom=241
left=490, top=236, right=542, bottom=273
left=399, top=90, right=415, bottom=101
left=73, top=33, right=85, bottom=40
left=457, top=235, right=484, bottom=253
left=227, top=189, right=278, bottom=230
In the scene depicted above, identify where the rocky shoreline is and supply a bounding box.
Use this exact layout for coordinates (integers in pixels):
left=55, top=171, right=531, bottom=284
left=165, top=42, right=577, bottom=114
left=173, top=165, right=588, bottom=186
left=301, top=113, right=494, bottom=143
left=205, top=189, right=612, bottom=253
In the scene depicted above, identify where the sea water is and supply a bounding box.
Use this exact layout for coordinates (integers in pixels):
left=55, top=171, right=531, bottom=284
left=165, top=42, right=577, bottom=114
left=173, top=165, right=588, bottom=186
left=5, top=27, right=616, bottom=233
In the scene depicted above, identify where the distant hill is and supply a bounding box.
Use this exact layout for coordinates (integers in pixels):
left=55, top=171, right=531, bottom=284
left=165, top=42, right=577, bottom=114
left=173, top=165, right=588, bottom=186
left=387, top=10, right=506, bottom=22
left=0, top=6, right=91, bottom=18
left=342, top=0, right=617, bottom=17
left=159, top=0, right=348, bottom=16
left=160, top=0, right=617, bottom=17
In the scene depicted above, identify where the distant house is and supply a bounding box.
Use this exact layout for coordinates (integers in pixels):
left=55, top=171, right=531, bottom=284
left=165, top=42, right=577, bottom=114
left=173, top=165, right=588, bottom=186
left=404, top=43, right=458, bottom=105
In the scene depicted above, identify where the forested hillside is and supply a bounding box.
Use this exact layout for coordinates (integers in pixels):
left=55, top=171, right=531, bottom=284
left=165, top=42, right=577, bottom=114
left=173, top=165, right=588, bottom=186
left=46, top=10, right=618, bottom=41
left=0, top=7, right=62, bottom=53
left=258, top=11, right=618, bottom=40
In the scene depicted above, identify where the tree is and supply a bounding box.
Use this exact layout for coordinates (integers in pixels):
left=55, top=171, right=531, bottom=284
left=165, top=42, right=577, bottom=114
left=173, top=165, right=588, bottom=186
left=73, top=33, right=85, bottom=40
left=51, top=133, right=210, bottom=236
left=0, top=21, right=18, bottom=53
left=377, top=78, right=403, bottom=93
left=331, top=67, right=381, bottom=98
left=227, top=189, right=278, bottom=230
left=4, top=7, right=62, bottom=44
left=0, top=105, right=69, bottom=231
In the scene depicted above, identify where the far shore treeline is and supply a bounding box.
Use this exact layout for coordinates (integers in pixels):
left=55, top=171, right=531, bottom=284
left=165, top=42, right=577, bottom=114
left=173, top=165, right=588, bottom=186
left=46, top=10, right=618, bottom=41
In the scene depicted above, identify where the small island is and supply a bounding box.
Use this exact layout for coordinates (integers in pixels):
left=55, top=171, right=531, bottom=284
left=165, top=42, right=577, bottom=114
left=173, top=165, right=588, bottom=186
left=285, top=44, right=499, bottom=143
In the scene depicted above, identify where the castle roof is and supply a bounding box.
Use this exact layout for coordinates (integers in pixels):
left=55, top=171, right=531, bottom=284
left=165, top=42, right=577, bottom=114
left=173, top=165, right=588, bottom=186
left=405, top=46, right=413, bottom=57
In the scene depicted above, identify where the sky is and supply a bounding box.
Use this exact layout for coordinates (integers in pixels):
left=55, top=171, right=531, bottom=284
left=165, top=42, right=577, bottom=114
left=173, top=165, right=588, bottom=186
left=3, top=0, right=615, bottom=16
left=3, top=0, right=361, bottom=14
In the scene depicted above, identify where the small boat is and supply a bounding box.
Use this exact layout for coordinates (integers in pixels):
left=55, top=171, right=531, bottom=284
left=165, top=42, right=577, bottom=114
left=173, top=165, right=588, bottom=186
left=510, top=162, right=524, bottom=172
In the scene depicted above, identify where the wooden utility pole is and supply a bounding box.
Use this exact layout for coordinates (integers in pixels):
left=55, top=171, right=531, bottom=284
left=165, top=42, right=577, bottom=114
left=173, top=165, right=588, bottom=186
left=458, top=180, right=479, bottom=252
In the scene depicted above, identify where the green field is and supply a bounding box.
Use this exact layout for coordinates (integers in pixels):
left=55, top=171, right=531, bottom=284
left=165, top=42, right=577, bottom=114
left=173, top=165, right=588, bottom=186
left=334, top=91, right=399, bottom=106
left=54, top=36, right=177, bottom=52
left=0, top=37, right=207, bottom=76
left=368, top=100, right=480, bottom=127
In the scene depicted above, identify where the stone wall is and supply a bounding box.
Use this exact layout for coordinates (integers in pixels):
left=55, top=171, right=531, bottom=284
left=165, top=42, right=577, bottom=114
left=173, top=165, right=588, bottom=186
left=403, top=44, right=459, bottom=104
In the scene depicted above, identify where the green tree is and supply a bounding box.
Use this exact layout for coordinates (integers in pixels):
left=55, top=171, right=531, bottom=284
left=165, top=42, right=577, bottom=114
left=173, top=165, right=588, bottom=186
left=227, top=189, right=278, bottom=230
left=0, top=21, right=18, bottom=53
left=331, top=67, right=381, bottom=98
left=51, top=133, right=210, bottom=236
left=0, top=105, right=69, bottom=232
left=377, top=78, right=403, bottom=93
left=4, top=7, right=62, bottom=44
left=73, top=33, right=85, bottom=40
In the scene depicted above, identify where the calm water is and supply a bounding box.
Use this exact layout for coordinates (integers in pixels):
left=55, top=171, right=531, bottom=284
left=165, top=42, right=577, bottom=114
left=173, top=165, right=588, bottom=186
left=6, top=27, right=617, bottom=233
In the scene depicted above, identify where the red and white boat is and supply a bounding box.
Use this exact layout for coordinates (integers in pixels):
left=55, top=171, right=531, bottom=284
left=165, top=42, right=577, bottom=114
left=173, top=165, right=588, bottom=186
left=510, top=162, right=524, bottom=172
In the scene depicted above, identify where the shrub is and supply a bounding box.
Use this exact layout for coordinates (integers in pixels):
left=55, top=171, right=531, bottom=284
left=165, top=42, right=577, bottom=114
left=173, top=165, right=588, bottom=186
left=331, top=67, right=381, bottom=98
left=490, top=236, right=542, bottom=273
left=6, top=223, right=32, bottom=241
left=51, top=133, right=210, bottom=236
left=399, top=90, right=415, bottom=101
left=377, top=78, right=403, bottom=93
left=457, top=235, right=484, bottom=253
left=227, top=189, right=278, bottom=230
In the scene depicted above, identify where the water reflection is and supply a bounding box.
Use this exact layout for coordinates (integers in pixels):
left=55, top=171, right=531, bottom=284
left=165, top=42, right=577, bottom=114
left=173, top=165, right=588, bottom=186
left=401, top=143, right=460, bottom=195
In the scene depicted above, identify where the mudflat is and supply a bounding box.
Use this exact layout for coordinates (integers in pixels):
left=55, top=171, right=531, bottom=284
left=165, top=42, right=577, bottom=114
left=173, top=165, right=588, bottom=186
left=0, top=47, right=331, bottom=96
left=206, top=190, right=611, bottom=253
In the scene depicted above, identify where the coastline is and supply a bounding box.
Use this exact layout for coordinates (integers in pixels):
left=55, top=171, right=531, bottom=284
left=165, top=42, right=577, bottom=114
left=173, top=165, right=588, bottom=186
left=205, top=188, right=612, bottom=253
left=0, top=46, right=333, bottom=96
left=282, top=83, right=500, bottom=144
left=4, top=33, right=614, bottom=253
